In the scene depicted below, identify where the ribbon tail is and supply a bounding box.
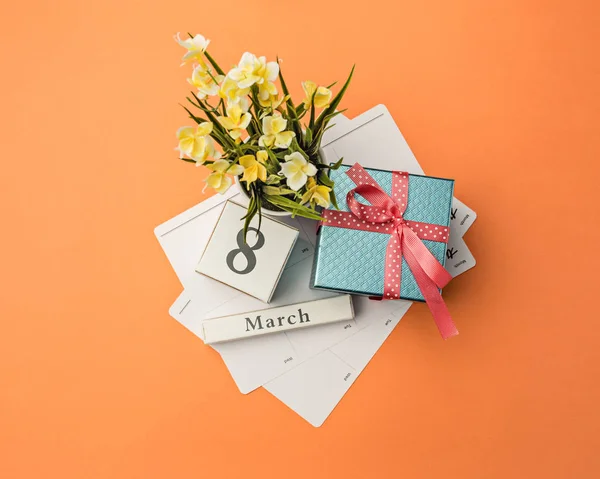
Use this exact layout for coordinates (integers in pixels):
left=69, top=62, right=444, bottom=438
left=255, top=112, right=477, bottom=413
left=370, top=229, right=404, bottom=301
left=402, top=236, right=458, bottom=339
left=402, top=226, right=452, bottom=288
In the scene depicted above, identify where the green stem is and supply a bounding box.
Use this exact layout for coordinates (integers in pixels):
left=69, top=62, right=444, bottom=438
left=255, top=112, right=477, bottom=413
left=203, top=50, right=225, bottom=76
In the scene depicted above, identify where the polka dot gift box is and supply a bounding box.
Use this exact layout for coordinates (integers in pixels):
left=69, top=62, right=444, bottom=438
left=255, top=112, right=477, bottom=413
left=310, top=163, right=457, bottom=338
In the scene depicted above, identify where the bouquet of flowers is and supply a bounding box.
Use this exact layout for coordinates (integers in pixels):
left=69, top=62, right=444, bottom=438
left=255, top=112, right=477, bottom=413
left=174, top=33, right=353, bottom=237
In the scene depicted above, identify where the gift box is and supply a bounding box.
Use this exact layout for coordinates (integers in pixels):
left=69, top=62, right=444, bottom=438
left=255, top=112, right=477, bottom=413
left=310, top=164, right=454, bottom=302
left=196, top=200, right=299, bottom=303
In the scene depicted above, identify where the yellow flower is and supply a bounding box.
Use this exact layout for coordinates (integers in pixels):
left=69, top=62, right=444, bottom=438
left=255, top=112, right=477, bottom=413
left=194, top=137, right=221, bottom=165
left=205, top=160, right=244, bottom=194
left=217, top=100, right=252, bottom=141
left=259, top=112, right=295, bottom=149
left=219, top=75, right=250, bottom=104
left=301, top=177, right=331, bottom=208
left=229, top=52, right=279, bottom=89
left=176, top=122, right=220, bottom=163
left=279, top=151, right=317, bottom=191
left=258, top=92, right=285, bottom=109
left=174, top=33, right=210, bottom=65
left=239, top=151, right=268, bottom=184
left=302, top=80, right=332, bottom=109
left=258, top=80, right=278, bottom=103
left=188, top=64, right=223, bottom=99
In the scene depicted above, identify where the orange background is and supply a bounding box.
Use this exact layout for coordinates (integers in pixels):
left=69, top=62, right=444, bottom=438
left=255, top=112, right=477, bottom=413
left=1, top=0, right=600, bottom=477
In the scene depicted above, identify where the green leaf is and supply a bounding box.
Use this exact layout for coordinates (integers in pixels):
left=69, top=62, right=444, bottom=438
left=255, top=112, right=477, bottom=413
left=217, top=97, right=227, bottom=116
left=286, top=106, right=304, bottom=149
left=196, top=99, right=232, bottom=144
left=316, top=172, right=338, bottom=210
left=318, top=171, right=334, bottom=187
left=290, top=138, right=309, bottom=160
left=309, top=89, right=318, bottom=129
left=240, top=144, right=259, bottom=153
left=203, top=50, right=225, bottom=76
left=265, top=174, right=282, bottom=185
left=186, top=95, right=202, bottom=109
left=180, top=105, right=203, bottom=124
left=307, top=110, right=348, bottom=156
left=264, top=148, right=281, bottom=174
left=330, top=189, right=339, bottom=210
left=262, top=185, right=296, bottom=196
left=248, top=89, right=262, bottom=111
left=277, top=57, right=304, bottom=146
left=304, top=126, right=313, bottom=145
left=265, top=195, right=324, bottom=221
left=241, top=195, right=258, bottom=243
left=179, top=157, right=196, bottom=164
left=329, top=156, right=344, bottom=170
left=255, top=188, right=263, bottom=233
left=277, top=57, right=295, bottom=109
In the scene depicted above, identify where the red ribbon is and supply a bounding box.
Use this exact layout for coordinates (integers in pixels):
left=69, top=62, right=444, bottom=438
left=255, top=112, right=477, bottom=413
left=322, top=164, right=458, bottom=339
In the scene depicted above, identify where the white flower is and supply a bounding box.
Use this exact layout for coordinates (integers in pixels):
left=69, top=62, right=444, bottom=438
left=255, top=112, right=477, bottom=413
left=228, top=52, right=279, bottom=89
left=279, top=152, right=317, bottom=191
left=174, top=33, right=210, bottom=65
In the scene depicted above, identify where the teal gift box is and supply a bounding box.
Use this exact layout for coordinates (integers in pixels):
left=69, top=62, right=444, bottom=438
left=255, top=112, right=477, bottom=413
left=310, top=164, right=454, bottom=302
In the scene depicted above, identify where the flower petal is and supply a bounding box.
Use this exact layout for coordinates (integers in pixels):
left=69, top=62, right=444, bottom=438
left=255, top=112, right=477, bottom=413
left=262, top=116, right=273, bottom=135
left=280, top=161, right=300, bottom=178
left=303, top=162, right=318, bottom=177
left=313, top=186, right=331, bottom=207
left=190, top=136, right=207, bottom=159
left=239, top=113, right=252, bottom=129
left=266, top=62, right=279, bottom=82
left=242, top=165, right=258, bottom=183
left=238, top=76, right=259, bottom=89
left=197, top=122, right=213, bottom=136
left=206, top=172, right=223, bottom=189
left=228, top=164, right=245, bottom=176
left=218, top=117, right=236, bottom=130
left=215, top=175, right=232, bottom=194
left=259, top=135, right=275, bottom=148
left=256, top=150, right=269, bottom=164
left=301, top=189, right=313, bottom=204
left=270, top=116, right=287, bottom=134
left=238, top=52, right=256, bottom=68
left=178, top=137, right=194, bottom=156
left=257, top=164, right=267, bottom=182
left=286, top=151, right=306, bottom=167
left=314, top=86, right=333, bottom=108
left=211, top=159, right=231, bottom=172
left=274, top=131, right=295, bottom=149
left=239, top=155, right=256, bottom=169
left=177, top=126, right=194, bottom=139
left=228, top=129, right=242, bottom=140
left=286, top=171, right=308, bottom=191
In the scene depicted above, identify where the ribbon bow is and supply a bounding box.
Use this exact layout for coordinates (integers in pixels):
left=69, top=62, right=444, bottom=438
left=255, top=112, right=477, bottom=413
left=322, top=164, right=458, bottom=339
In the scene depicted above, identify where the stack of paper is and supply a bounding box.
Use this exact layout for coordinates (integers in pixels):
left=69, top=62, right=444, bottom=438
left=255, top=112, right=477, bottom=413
left=155, top=105, right=477, bottom=426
